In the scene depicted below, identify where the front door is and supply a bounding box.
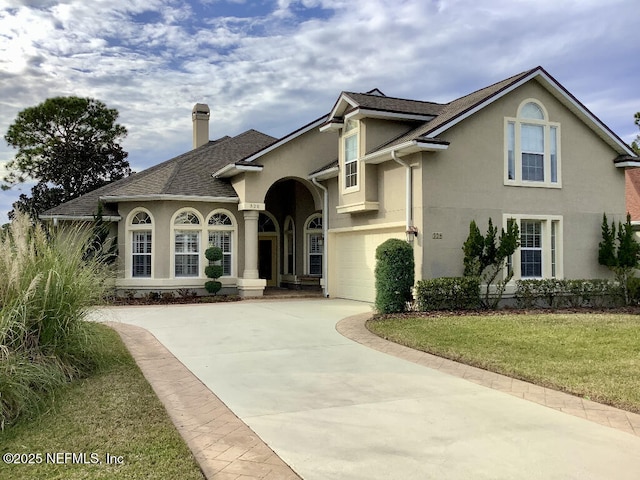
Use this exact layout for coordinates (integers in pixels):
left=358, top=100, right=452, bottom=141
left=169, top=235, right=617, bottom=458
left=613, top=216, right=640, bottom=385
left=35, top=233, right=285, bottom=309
left=258, top=237, right=277, bottom=286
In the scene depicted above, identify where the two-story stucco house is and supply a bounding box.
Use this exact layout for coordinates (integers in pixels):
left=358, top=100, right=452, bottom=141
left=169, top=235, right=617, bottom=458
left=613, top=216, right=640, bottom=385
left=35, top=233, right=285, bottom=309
left=41, top=66, right=639, bottom=301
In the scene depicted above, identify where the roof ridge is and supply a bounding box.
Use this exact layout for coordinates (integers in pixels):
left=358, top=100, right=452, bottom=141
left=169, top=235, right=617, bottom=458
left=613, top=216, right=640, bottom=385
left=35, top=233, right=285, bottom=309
left=444, top=66, right=540, bottom=106
left=344, top=90, right=446, bottom=107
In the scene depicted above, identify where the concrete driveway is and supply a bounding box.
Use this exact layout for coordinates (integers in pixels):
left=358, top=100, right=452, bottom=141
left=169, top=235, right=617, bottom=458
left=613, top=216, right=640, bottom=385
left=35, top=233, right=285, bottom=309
left=91, top=299, right=640, bottom=480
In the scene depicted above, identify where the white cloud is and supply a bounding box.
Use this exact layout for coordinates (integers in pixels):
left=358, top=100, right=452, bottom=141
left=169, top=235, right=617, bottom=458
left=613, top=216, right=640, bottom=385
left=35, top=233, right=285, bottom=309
left=0, top=0, right=639, bottom=222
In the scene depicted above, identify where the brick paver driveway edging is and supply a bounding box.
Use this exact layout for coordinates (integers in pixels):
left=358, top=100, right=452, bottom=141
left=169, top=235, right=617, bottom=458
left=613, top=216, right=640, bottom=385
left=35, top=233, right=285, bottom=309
left=335, top=312, right=640, bottom=437
left=107, top=322, right=301, bottom=480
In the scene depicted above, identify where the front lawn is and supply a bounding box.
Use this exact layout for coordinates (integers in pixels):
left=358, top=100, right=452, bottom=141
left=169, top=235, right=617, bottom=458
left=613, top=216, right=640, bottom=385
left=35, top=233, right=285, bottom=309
left=368, top=313, right=640, bottom=413
left=0, top=323, right=204, bottom=480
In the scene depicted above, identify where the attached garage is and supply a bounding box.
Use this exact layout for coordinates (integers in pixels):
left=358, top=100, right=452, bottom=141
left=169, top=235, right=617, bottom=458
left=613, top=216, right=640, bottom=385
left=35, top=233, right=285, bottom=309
left=329, top=227, right=405, bottom=302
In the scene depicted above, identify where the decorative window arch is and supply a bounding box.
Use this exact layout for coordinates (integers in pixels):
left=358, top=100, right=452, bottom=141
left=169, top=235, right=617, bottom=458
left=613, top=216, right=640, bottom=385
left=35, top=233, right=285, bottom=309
left=171, top=208, right=203, bottom=278
left=304, top=213, right=323, bottom=276
left=127, top=208, right=154, bottom=278
left=505, top=99, right=560, bottom=187
left=284, top=216, right=295, bottom=275
left=258, top=212, right=277, bottom=233
left=206, top=209, right=237, bottom=277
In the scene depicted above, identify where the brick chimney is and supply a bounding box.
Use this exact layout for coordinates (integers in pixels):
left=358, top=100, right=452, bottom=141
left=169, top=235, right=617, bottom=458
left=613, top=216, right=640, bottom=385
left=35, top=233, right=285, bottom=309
left=192, top=103, right=210, bottom=149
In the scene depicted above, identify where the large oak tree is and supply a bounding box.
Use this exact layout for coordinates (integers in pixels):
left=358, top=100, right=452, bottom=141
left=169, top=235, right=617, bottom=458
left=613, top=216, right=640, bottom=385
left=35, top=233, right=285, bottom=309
left=3, top=96, right=132, bottom=218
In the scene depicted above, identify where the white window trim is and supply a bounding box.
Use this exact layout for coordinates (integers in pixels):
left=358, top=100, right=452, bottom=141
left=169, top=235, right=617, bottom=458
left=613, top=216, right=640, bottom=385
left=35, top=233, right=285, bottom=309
left=170, top=208, right=204, bottom=279
left=206, top=208, right=237, bottom=278
left=283, top=216, right=295, bottom=276
left=504, top=213, right=563, bottom=281
left=126, top=208, right=154, bottom=279
left=304, top=213, right=323, bottom=276
left=341, top=119, right=360, bottom=194
left=504, top=98, right=562, bottom=188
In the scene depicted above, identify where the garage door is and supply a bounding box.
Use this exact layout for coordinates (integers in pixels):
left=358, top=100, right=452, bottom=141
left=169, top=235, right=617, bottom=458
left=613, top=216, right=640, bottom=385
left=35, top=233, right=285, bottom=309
left=331, top=228, right=405, bottom=302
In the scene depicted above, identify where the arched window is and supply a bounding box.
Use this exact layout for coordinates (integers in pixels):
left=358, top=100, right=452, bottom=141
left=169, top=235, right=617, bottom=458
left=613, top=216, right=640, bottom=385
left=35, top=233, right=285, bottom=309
left=206, top=210, right=236, bottom=277
left=505, top=99, right=560, bottom=187
left=173, top=209, right=202, bottom=277
left=128, top=208, right=153, bottom=278
left=305, top=214, right=323, bottom=276
left=258, top=213, right=277, bottom=232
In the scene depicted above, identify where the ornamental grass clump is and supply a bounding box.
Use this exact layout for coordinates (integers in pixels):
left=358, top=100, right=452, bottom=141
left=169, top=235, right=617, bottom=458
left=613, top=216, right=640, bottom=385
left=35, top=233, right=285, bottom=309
left=0, top=213, right=111, bottom=429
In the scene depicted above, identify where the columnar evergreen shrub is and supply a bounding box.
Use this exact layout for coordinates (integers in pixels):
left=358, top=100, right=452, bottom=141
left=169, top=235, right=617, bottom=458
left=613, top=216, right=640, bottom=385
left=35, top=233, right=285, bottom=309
left=415, top=277, right=480, bottom=311
left=204, top=246, right=223, bottom=295
left=374, top=238, right=414, bottom=314
left=598, top=213, right=640, bottom=305
left=462, top=218, right=519, bottom=308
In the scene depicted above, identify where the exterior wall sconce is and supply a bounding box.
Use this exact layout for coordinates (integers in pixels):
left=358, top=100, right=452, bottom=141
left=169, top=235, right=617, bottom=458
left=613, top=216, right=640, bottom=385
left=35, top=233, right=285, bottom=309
left=405, top=226, right=418, bottom=243
left=318, top=236, right=324, bottom=247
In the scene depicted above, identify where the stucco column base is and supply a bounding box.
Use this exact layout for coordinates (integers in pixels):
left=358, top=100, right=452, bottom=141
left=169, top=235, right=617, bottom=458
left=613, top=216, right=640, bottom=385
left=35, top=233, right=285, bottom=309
left=237, top=278, right=267, bottom=298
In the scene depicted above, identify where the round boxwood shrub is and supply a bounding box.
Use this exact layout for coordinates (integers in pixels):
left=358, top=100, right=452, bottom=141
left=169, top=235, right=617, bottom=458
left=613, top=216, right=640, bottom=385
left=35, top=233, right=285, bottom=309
left=375, top=238, right=415, bottom=314
left=204, top=246, right=223, bottom=295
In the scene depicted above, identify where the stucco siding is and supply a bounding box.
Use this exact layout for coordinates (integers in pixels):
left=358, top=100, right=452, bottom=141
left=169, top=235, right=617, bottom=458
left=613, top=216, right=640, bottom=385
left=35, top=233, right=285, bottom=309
left=419, top=79, right=625, bottom=281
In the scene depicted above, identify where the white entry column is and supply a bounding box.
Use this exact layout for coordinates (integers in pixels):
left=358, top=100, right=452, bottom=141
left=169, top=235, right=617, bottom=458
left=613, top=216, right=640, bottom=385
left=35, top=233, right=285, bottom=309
left=237, top=204, right=266, bottom=297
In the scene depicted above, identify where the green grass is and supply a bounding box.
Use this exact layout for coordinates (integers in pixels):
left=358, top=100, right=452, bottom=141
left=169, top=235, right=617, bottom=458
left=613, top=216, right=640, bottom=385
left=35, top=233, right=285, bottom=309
left=368, top=313, right=640, bottom=413
left=0, top=323, right=204, bottom=480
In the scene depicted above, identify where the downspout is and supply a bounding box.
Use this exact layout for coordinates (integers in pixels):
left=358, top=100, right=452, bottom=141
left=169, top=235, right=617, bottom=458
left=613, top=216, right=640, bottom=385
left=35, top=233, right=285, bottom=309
left=391, top=150, right=412, bottom=235
left=311, top=177, right=330, bottom=297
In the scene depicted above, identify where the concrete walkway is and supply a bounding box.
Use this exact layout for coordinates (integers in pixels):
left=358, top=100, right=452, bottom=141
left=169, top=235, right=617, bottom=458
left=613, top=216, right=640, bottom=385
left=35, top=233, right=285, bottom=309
left=92, top=299, right=640, bottom=480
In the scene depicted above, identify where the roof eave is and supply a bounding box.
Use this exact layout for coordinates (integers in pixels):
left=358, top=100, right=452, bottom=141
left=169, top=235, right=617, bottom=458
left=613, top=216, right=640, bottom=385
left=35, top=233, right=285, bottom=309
left=363, top=140, right=450, bottom=164
left=39, top=214, right=122, bottom=222
left=212, top=163, right=264, bottom=179
left=615, top=161, right=640, bottom=168
left=345, top=108, right=436, bottom=123
left=308, top=166, right=339, bottom=181
left=428, top=67, right=636, bottom=157
left=99, top=194, right=239, bottom=203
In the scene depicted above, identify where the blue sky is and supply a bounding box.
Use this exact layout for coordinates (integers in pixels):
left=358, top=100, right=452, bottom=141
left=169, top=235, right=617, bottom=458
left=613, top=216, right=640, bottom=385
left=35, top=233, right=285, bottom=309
left=1, top=0, right=639, bottom=223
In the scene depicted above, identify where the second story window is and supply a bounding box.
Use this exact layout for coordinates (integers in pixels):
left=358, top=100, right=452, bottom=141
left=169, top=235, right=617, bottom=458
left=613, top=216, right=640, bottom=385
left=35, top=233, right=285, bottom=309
left=505, top=100, right=560, bottom=188
left=343, top=119, right=359, bottom=190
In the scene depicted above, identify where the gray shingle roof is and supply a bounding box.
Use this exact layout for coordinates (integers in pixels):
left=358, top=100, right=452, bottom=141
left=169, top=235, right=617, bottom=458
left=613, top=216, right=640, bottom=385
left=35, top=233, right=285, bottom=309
left=43, top=129, right=276, bottom=218
left=342, top=91, right=444, bottom=117
left=375, top=67, right=539, bottom=151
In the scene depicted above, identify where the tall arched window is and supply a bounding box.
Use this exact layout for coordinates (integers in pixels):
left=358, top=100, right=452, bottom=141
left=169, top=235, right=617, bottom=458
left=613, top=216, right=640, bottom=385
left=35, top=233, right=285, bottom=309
left=128, top=208, right=153, bottom=278
left=305, top=214, right=323, bottom=276
left=173, top=209, right=202, bottom=277
left=505, top=99, right=560, bottom=187
left=206, top=210, right=236, bottom=277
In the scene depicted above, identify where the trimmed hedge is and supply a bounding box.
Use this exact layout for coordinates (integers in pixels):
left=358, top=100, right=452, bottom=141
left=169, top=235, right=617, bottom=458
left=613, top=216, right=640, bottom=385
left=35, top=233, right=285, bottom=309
left=415, top=277, right=481, bottom=311
left=514, top=279, right=622, bottom=308
left=375, top=238, right=414, bottom=314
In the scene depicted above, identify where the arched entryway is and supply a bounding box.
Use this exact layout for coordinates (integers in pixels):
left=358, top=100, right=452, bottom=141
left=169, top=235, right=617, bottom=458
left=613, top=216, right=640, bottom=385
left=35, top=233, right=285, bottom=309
left=263, top=178, right=322, bottom=290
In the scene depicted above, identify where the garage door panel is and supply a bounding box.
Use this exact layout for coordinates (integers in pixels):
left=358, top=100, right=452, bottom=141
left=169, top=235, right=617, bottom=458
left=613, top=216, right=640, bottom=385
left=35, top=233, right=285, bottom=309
left=332, top=229, right=404, bottom=302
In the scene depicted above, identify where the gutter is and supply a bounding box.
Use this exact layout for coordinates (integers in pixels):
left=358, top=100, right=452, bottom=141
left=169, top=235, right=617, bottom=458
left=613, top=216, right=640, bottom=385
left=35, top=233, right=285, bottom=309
left=391, top=150, right=414, bottom=241
left=311, top=177, right=330, bottom=298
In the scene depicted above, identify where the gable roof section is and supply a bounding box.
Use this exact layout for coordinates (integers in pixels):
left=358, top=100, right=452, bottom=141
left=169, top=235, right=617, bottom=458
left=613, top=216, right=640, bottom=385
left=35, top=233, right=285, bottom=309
left=41, top=129, right=276, bottom=219
left=213, top=115, right=329, bottom=178
left=374, top=66, right=637, bottom=158
left=325, top=90, right=443, bottom=125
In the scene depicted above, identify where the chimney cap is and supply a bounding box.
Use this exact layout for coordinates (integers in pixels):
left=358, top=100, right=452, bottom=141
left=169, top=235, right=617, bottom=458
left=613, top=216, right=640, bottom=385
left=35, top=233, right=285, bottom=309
left=192, top=103, right=210, bottom=116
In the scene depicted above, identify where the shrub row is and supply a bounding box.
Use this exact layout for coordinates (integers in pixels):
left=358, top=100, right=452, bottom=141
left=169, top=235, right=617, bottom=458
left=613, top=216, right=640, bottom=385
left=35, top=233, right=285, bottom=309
left=514, top=279, right=622, bottom=308
left=414, top=277, right=481, bottom=311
